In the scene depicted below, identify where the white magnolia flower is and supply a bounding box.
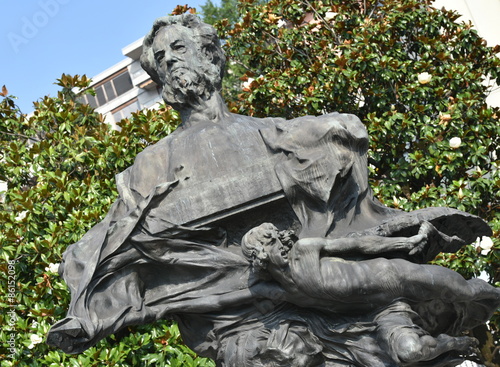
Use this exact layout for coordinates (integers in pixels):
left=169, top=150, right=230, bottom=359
left=28, top=334, right=43, bottom=349
left=0, top=180, right=7, bottom=192
left=277, top=19, right=287, bottom=28
left=449, top=137, right=461, bottom=149
left=324, top=11, right=337, bottom=21
left=15, top=211, right=28, bottom=221
left=45, top=263, right=60, bottom=273
left=476, top=236, right=494, bottom=255
left=417, top=72, right=432, bottom=84
left=242, top=78, right=255, bottom=90
left=479, top=236, right=493, bottom=250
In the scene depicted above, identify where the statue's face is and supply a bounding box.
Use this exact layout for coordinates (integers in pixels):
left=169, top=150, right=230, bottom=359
left=152, top=25, right=212, bottom=108
left=264, top=234, right=290, bottom=269
left=153, top=26, right=198, bottom=84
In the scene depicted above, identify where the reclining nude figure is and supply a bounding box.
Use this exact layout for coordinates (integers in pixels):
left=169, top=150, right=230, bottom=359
left=241, top=222, right=500, bottom=364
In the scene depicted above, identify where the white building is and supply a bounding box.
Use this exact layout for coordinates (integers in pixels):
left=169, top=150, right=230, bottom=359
left=78, top=37, right=162, bottom=128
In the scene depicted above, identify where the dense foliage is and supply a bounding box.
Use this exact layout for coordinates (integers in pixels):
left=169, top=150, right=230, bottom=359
left=1, top=0, right=499, bottom=365
left=200, top=0, right=241, bottom=25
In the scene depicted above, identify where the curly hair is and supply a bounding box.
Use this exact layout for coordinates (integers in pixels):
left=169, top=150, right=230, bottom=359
left=140, top=13, right=226, bottom=89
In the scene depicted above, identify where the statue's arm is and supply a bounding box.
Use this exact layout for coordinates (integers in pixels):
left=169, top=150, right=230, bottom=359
left=297, top=234, right=426, bottom=257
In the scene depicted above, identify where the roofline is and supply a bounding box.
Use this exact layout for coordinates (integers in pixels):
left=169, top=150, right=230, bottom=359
left=122, top=37, right=145, bottom=60
left=88, top=58, right=132, bottom=87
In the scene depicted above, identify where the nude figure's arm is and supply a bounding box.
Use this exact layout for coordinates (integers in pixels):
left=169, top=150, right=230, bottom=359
left=296, top=232, right=427, bottom=257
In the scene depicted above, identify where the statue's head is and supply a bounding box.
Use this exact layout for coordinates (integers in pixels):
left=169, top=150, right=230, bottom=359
left=241, top=223, right=296, bottom=276
left=141, top=14, right=226, bottom=109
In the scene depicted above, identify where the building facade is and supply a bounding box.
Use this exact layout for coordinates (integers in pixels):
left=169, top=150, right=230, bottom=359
left=78, top=37, right=162, bottom=128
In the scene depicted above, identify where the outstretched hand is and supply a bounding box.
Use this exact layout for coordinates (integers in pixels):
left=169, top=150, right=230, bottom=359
left=407, top=222, right=433, bottom=256
left=410, top=220, right=466, bottom=262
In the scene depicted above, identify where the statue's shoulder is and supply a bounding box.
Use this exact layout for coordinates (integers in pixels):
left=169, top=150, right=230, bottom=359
left=228, top=113, right=285, bottom=129
left=121, top=134, right=174, bottom=198
left=136, top=133, right=173, bottom=160
left=290, top=112, right=367, bottom=137
left=261, top=112, right=368, bottom=151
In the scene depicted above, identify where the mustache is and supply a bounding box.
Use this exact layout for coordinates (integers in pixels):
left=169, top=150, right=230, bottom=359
left=161, top=68, right=213, bottom=107
left=172, top=69, right=202, bottom=89
left=165, top=67, right=215, bottom=96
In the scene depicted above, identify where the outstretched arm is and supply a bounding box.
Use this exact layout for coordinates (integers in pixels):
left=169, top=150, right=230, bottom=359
left=327, top=234, right=426, bottom=256
left=296, top=232, right=427, bottom=257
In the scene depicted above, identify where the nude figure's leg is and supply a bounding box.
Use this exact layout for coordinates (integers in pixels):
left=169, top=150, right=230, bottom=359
left=376, top=302, right=477, bottom=365
left=373, top=258, right=500, bottom=303
left=339, top=257, right=499, bottom=305
left=395, top=332, right=477, bottom=363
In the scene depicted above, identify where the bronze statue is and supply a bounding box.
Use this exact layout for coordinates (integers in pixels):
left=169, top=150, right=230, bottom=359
left=48, top=14, right=499, bottom=366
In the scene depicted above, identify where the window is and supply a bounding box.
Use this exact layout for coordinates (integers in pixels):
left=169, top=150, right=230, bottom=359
left=96, top=86, right=107, bottom=106
left=103, top=81, right=117, bottom=101
left=113, top=72, right=133, bottom=96
left=78, top=93, right=98, bottom=108
left=79, top=69, right=134, bottom=108
left=112, top=99, right=140, bottom=121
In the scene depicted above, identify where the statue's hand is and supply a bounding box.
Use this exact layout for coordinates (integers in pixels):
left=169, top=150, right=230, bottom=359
left=406, top=221, right=441, bottom=256
left=408, top=233, right=428, bottom=256
left=411, top=221, right=466, bottom=260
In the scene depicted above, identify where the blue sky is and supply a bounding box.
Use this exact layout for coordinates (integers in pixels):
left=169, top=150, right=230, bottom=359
left=0, top=0, right=205, bottom=113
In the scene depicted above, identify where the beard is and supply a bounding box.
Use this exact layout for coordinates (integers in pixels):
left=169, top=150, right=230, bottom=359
left=161, top=63, right=221, bottom=110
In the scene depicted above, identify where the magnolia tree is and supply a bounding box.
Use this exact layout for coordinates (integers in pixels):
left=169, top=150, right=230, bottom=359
left=0, top=76, right=214, bottom=366
left=211, top=0, right=499, bottom=362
